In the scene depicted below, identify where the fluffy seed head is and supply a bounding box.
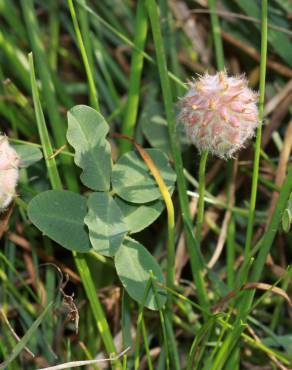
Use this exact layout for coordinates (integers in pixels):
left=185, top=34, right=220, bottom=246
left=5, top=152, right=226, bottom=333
left=178, top=71, right=259, bottom=158
left=0, top=135, right=19, bottom=210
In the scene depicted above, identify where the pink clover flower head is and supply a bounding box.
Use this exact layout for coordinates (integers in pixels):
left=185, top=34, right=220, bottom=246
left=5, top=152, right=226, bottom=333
left=0, top=135, right=19, bottom=210
left=178, top=71, right=259, bottom=158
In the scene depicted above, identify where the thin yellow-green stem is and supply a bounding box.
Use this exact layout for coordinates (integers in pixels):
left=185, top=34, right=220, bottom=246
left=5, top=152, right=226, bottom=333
left=195, top=150, right=208, bottom=244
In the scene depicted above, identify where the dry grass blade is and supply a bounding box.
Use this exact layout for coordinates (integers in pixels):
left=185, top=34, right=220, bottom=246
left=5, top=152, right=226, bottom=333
left=7, top=232, right=81, bottom=283
left=207, top=160, right=237, bottom=268
left=267, top=120, right=292, bottom=223
left=48, top=144, right=68, bottom=160
left=175, top=197, right=198, bottom=281
left=189, top=8, right=292, bottom=36
left=112, top=132, right=176, bottom=288
left=0, top=204, right=13, bottom=239
left=0, top=302, right=53, bottom=369
left=37, top=347, right=130, bottom=370
left=244, top=282, right=292, bottom=307
left=262, top=94, right=292, bottom=149
left=170, top=0, right=210, bottom=65
left=246, top=325, right=288, bottom=370
left=221, top=31, right=292, bottom=78
left=264, top=79, right=292, bottom=116
left=0, top=309, right=35, bottom=358
left=214, top=282, right=292, bottom=313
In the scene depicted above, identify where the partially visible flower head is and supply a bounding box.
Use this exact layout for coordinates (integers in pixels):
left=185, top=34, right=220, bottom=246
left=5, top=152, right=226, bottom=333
left=178, top=71, right=259, bottom=158
left=0, top=135, right=19, bottom=210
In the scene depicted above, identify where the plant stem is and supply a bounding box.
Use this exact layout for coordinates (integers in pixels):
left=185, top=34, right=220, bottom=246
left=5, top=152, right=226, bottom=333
left=195, top=150, right=208, bottom=244
left=196, top=0, right=224, bottom=267
left=74, top=255, right=120, bottom=366
left=150, top=272, right=170, bottom=370
left=146, top=0, right=210, bottom=315
left=120, top=0, right=148, bottom=154
left=68, top=0, right=100, bottom=112
left=209, top=165, right=292, bottom=370
left=29, top=53, right=120, bottom=369
left=210, top=2, right=269, bottom=368
left=141, top=319, right=153, bottom=370
left=227, top=219, right=235, bottom=289
left=244, top=0, right=268, bottom=259
left=134, top=278, right=152, bottom=370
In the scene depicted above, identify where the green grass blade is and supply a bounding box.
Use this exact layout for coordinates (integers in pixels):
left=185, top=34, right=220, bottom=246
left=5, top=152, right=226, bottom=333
left=48, top=0, right=60, bottom=71
left=29, top=54, right=120, bottom=370
left=195, top=151, right=208, bottom=245
left=76, top=0, right=186, bottom=90
left=21, top=0, right=65, bottom=143
left=0, top=302, right=53, bottom=370
left=21, top=0, right=77, bottom=191
left=73, top=255, right=121, bottom=368
left=141, top=319, right=153, bottom=370
left=146, top=0, right=210, bottom=315
left=68, top=0, right=100, bottom=111
left=150, top=272, right=170, bottom=370
left=208, top=0, right=225, bottom=70
left=29, top=53, right=62, bottom=190
left=134, top=278, right=152, bottom=370
left=244, top=0, right=268, bottom=259
left=120, top=0, right=148, bottom=154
